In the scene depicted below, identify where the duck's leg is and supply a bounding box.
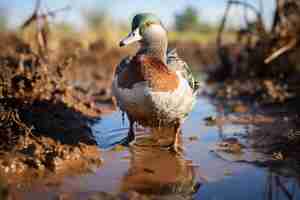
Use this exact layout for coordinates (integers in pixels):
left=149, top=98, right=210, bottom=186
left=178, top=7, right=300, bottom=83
left=128, top=117, right=135, bottom=142
left=170, top=122, right=183, bottom=153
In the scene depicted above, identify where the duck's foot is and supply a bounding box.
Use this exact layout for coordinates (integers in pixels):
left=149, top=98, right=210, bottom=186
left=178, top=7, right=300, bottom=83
left=156, top=141, right=183, bottom=155
left=159, top=137, right=184, bottom=154
left=167, top=143, right=184, bottom=155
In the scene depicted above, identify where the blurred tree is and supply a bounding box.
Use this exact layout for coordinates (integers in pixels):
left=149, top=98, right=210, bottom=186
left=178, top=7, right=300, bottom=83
left=83, top=8, right=121, bottom=49
left=175, top=6, right=200, bottom=32
left=54, top=22, right=74, bottom=34
left=84, top=9, right=110, bottom=29
left=0, top=8, right=7, bottom=31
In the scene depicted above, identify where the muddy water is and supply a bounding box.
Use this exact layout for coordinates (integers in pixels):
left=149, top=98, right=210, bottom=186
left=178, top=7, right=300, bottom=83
left=9, top=98, right=300, bottom=199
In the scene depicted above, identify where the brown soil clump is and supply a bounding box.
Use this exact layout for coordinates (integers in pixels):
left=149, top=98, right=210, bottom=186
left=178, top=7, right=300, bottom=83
left=0, top=30, right=121, bottom=179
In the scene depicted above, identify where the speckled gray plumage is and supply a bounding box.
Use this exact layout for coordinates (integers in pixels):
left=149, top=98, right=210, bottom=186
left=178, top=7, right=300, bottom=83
left=167, top=49, right=199, bottom=93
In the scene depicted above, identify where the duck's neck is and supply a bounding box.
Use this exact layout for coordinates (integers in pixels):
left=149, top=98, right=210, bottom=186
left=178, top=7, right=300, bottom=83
left=137, top=39, right=168, bottom=64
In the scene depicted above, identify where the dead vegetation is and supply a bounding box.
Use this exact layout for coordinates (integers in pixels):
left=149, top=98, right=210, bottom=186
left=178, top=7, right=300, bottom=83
left=211, top=0, right=300, bottom=101
left=206, top=0, right=300, bottom=176
left=0, top=0, right=206, bottom=180
left=1, top=0, right=300, bottom=187
left=216, top=0, right=300, bottom=78
left=0, top=1, right=125, bottom=177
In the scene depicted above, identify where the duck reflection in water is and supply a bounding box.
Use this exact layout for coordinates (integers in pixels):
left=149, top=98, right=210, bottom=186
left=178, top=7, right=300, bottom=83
left=120, top=127, right=201, bottom=197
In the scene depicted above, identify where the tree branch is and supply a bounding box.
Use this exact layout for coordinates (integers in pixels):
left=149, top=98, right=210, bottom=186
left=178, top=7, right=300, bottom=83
left=264, top=39, right=297, bottom=64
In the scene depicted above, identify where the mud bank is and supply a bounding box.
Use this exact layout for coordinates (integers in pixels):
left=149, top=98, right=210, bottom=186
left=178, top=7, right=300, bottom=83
left=0, top=98, right=102, bottom=178
left=0, top=31, right=119, bottom=179
left=205, top=84, right=300, bottom=176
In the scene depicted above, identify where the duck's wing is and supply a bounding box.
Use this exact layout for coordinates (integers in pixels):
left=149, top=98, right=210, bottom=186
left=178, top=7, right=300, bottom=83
left=114, top=56, right=132, bottom=77
left=112, top=56, right=132, bottom=108
left=116, top=55, right=179, bottom=92
left=167, top=48, right=200, bottom=93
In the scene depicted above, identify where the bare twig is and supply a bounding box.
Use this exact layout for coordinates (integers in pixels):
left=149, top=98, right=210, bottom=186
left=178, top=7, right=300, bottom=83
left=258, top=0, right=264, bottom=18
left=264, top=39, right=297, bottom=64
left=217, top=0, right=264, bottom=47
left=228, top=0, right=262, bottom=19
left=275, top=176, right=294, bottom=200
left=217, top=0, right=231, bottom=48
left=272, top=0, right=289, bottom=33
left=21, top=0, right=41, bottom=29
left=21, top=0, right=71, bottom=60
left=216, top=0, right=234, bottom=77
left=272, top=0, right=280, bottom=32
left=243, top=0, right=250, bottom=27
left=21, top=1, right=70, bottom=29
left=45, top=5, right=71, bottom=18
left=34, top=0, right=41, bottom=12
left=217, top=0, right=265, bottom=74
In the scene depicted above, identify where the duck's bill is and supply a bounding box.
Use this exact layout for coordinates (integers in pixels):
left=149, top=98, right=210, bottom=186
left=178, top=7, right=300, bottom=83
left=119, top=28, right=142, bottom=47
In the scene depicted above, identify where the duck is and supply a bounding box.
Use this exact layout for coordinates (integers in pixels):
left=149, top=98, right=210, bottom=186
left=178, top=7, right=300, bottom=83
left=112, top=13, right=198, bottom=150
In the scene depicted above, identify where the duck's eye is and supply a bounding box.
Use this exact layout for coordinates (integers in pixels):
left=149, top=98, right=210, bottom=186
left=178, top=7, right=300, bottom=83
left=145, top=22, right=152, bottom=27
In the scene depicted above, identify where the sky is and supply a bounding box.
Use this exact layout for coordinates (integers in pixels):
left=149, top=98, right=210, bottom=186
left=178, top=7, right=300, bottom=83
left=1, top=0, right=276, bottom=29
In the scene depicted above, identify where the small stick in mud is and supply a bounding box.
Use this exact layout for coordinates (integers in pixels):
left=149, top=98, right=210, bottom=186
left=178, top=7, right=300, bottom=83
left=264, top=39, right=297, bottom=64
left=21, top=0, right=71, bottom=60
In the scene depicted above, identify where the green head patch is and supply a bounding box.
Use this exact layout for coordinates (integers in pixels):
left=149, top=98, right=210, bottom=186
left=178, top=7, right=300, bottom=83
left=131, top=13, right=161, bottom=31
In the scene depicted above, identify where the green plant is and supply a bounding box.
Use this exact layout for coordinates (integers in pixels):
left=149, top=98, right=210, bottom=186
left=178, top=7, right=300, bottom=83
left=175, top=6, right=200, bottom=32
left=0, top=11, right=7, bottom=31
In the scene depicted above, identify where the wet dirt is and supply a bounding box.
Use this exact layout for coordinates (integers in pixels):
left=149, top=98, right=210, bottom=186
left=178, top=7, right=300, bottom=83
left=1, top=97, right=300, bottom=200
left=0, top=30, right=300, bottom=199
left=0, top=99, right=103, bottom=182
left=0, top=31, right=117, bottom=184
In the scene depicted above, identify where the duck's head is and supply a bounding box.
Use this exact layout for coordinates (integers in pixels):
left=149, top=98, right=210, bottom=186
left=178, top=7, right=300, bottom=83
left=119, top=13, right=167, bottom=48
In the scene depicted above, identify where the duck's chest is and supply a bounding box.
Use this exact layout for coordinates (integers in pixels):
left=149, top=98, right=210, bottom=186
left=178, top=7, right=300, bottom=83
left=113, top=73, right=195, bottom=125
left=113, top=55, right=196, bottom=125
left=117, top=56, right=180, bottom=92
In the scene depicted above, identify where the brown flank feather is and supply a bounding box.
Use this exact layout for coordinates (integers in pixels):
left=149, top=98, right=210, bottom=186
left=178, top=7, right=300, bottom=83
left=118, top=55, right=179, bottom=91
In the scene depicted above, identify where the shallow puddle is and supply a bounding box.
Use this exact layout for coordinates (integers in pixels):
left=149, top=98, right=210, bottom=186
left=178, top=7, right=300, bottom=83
left=6, top=97, right=300, bottom=199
